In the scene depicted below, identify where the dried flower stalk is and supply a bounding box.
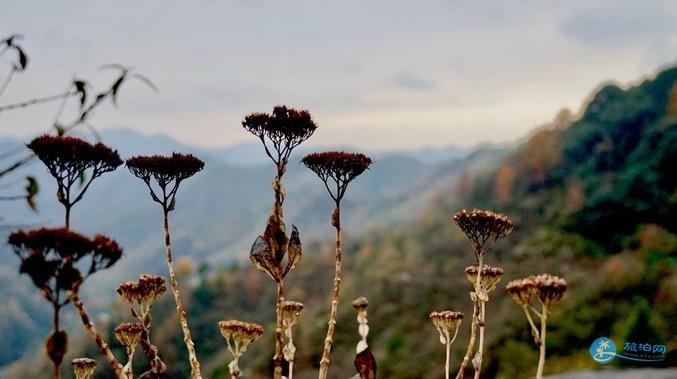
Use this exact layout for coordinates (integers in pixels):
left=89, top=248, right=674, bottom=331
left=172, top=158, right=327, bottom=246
left=452, top=209, right=513, bottom=379
left=27, top=135, right=122, bottom=228
left=114, top=322, right=144, bottom=379
left=430, top=311, right=464, bottom=379
left=506, top=274, right=567, bottom=379
left=352, top=297, right=376, bottom=379
left=302, top=151, right=372, bottom=379
left=117, top=274, right=168, bottom=376
left=8, top=228, right=125, bottom=379
left=218, top=320, right=264, bottom=378
left=127, top=153, right=205, bottom=379
left=281, top=301, right=304, bottom=379
left=243, top=106, right=316, bottom=379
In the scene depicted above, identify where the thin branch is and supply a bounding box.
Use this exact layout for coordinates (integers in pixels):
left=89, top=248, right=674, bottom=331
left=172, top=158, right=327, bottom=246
left=0, top=91, right=76, bottom=112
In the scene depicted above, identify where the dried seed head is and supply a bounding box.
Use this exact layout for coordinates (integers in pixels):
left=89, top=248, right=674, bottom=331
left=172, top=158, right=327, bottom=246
left=218, top=320, right=264, bottom=345
left=352, top=296, right=369, bottom=311
left=8, top=228, right=122, bottom=294
left=531, top=274, right=567, bottom=307
left=281, top=301, right=304, bottom=320
left=72, top=358, right=97, bottom=379
left=301, top=151, right=372, bottom=202
left=126, top=153, right=204, bottom=184
left=505, top=278, right=535, bottom=307
left=242, top=106, right=317, bottom=165
left=117, top=274, right=166, bottom=309
left=27, top=135, right=122, bottom=182
left=464, top=264, right=504, bottom=294
left=114, top=322, right=143, bottom=350
left=452, top=209, right=514, bottom=255
left=429, top=311, right=464, bottom=345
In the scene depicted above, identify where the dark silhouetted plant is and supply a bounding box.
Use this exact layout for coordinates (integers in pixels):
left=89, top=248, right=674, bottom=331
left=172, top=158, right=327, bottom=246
left=27, top=135, right=123, bottom=228
left=117, top=274, right=168, bottom=376
left=352, top=297, right=376, bottom=379
left=242, top=105, right=316, bottom=379
left=8, top=228, right=124, bottom=378
left=506, top=274, right=567, bottom=379
left=218, top=320, right=264, bottom=379
left=452, top=209, right=512, bottom=379
left=126, top=153, right=205, bottom=379
left=302, top=151, right=372, bottom=379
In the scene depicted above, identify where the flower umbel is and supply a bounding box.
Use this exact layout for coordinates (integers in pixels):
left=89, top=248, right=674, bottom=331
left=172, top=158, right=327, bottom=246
left=429, top=311, right=464, bottom=345
left=218, top=320, right=264, bottom=378
left=453, top=209, right=513, bottom=258
left=464, top=264, right=504, bottom=301
left=302, top=151, right=372, bottom=204
left=72, top=358, right=97, bottom=379
left=114, top=322, right=143, bottom=351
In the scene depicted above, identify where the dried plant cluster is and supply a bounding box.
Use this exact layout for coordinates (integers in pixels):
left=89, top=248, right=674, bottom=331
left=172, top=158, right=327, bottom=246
left=243, top=105, right=316, bottom=379
left=506, top=274, right=567, bottom=379
left=27, top=135, right=123, bottom=228
left=7, top=109, right=569, bottom=379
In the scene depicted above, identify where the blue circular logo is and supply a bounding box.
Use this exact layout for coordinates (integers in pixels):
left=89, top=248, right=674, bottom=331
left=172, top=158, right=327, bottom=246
left=589, top=337, right=616, bottom=364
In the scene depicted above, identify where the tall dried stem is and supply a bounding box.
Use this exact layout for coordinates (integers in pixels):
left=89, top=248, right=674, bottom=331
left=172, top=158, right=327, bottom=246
left=163, top=209, right=202, bottom=379
left=70, top=293, right=127, bottom=378
left=318, top=206, right=342, bottom=379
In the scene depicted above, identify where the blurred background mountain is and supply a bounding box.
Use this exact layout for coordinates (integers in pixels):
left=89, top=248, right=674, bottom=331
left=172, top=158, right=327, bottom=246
left=1, top=66, right=675, bottom=378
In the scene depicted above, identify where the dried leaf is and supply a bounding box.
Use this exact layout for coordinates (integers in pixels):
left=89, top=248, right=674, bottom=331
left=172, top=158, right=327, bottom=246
left=284, top=224, right=302, bottom=275
left=250, top=236, right=277, bottom=280
left=354, top=347, right=377, bottom=379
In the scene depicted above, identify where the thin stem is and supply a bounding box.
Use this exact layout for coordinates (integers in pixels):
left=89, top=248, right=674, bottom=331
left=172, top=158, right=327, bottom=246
left=536, top=304, right=548, bottom=379
left=273, top=281, right=285, bottom=379
left=456, top=302, right=477, bottom=379
left=70, top=293, right=127, bottom=379
left=318, top=206, right=342, bottom=379
left=445, top=341, right=451, bottom=379
left=124, top=348, right=135, bottom=379
left=65, top=205, right=71, bottom=230
left=473, top=302, right=486, bottom=379
left=162, top=209, right=202, bottom=379
left=523, top=306, right=540, bottom=344
left=0, top=68, right=15, bottom=98
left=0, top=91, right=75, bottom=112
left=53, top=303, right=61, bottom=379
left=289, top=361, right=294, bottom=379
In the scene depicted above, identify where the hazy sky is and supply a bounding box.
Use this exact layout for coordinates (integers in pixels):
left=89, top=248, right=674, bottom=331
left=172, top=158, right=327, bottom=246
left=1, top=0, right=676, bottom=149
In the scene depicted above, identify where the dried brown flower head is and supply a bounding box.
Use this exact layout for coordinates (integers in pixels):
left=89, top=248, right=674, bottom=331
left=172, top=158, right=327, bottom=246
left=114, top=322, right=144, bottom=350
left=242, top=105, right=317, bottom=166
left=302, top=151, right=372, bottom=203
left=281, top=300, right=304, bottom=326
left=218, top=320, right=264, bottom=344
left=429, top=311, right=464, bottom=345
left=27, top=135, right=122, bottom=211
left=126, top=153, right=204, bottom=210
left=72, top=358, right=97, bottom=379
left=28, top=135, right=122, bottom=176
left=352, top=296, right=369, bottom=311
left=117, top=274, right=166, bottom=312
left=530, top=274, right=567, bottom=307
left=8, top=228, right=122, bottom=296
left=453, top=209, right=514, bottom=257
left=464, top=264, right=504, bottom=296
left=505, top=278, right=535, bottom=307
